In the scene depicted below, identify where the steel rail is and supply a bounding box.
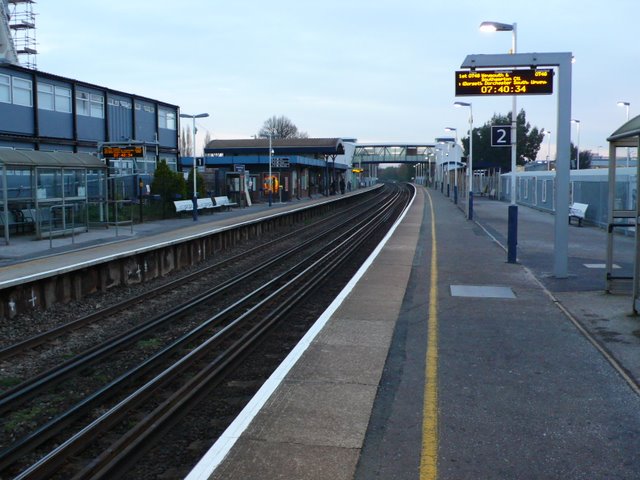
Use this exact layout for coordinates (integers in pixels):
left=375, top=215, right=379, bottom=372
left=0, top=187, right=401, bottom=473
left=0, top=189, right=390, bottom=414
left=15, top=184, right=411, bottom=480
left=0, top=190, right=386, bottom=361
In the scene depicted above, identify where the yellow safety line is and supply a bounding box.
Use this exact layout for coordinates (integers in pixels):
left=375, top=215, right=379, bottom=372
left=420, top=189, right=439, bottom=479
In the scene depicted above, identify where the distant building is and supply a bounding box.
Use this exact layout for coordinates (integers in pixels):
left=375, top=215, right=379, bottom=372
left=202, top=137, right=354, bottom=202
left=0, top=62, right=180, bottom=244
left=0, top=63, right=179, bottom=173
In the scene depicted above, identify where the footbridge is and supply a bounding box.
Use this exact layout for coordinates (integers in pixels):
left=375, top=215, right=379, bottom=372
left=352, top=141, right=466, bottom=189
left=352, top=143, right=437, bottom=165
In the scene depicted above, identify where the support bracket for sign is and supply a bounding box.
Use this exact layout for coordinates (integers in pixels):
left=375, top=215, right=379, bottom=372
left=459, top=52, right=573, bottom=278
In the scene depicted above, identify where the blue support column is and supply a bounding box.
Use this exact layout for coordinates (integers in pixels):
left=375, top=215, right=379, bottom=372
left=508, top=204, right=518, bottom=263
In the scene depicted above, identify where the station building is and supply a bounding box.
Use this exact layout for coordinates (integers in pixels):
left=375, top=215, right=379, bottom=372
left=200, top=138, right=356, bottom=204
left=0, top=62, right=179, bottom=243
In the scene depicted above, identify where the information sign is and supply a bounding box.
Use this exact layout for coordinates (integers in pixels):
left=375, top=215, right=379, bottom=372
left=102, top=145, right=145, bottom=159
left=455, top=69, right=553, bottom=96
left=491, top=125, right=511, bottom=147
left=271, top=157, right=290, bottom=168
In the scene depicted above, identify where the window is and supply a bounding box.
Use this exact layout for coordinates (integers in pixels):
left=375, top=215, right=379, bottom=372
left=76, top=91, right=90, bottom=116
left=158, top=108, right=176, bottom=130
left=0, top=74, right=9, bottom=103
left=76, top=91, right=104, bottom=118
left=90, top=94, right=104, bottom=118
left=55, top=86, right=71, bottom=113
left=63, top=169, right=86, bottom=198
left=39, top=83, right=71, bottom=112
left=38, top=83, right=55, bottom=110
left=12, top=77, right=32, bottom=106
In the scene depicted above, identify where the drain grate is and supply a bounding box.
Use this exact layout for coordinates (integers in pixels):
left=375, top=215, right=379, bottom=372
left=450, top=285, right=516, bottom=299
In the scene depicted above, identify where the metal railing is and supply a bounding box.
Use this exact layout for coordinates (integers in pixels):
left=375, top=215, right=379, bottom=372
left=48, top=204, right=75, bottom=248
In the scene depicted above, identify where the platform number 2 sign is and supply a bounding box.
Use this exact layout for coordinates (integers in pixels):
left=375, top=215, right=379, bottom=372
left=491, top=125, right=511, bottom=147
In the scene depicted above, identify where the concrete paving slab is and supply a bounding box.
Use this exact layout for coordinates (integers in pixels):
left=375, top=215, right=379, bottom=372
left=554, top=290, right=640, bottom=386
left=315, top=318, right=395, bottom=348
left=210, top=439, right=359, bottom=480
left=245, top=381, right=378, bottom=448
left=286, top=343, right=388, bottom=385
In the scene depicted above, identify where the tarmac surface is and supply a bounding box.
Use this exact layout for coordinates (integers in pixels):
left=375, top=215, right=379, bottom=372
left=2, top=185, right=640, bottom=479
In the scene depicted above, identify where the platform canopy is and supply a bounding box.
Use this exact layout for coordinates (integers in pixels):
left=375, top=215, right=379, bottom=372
left=0, top=149, right=106, bottom=168
left=205, top=138, right=345, bottom=156
left=607, top=115, right=640, bottom=148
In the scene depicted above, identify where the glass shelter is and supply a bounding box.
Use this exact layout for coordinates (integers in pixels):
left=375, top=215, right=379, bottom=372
left=1, top=150, right=107, bottom=244
left=606, top=115, right=640, bottom=313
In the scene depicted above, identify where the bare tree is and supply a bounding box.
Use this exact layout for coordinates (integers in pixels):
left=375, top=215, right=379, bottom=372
left=180, top=126, right=188, bottom=156
left=202, top=130, right=212, bottom=151
left=258, top=115, right=308, bottom=139
left=180, top=125, right=193, bottom=156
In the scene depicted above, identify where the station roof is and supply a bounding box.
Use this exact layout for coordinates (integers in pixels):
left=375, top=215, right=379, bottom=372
left=608, top=115, right=640, bottom=147
left=0, top=149, right=107, bottom=168
left=205, top=138, right=346, bottom=156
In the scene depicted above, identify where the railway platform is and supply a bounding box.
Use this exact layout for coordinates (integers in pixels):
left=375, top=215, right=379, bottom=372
left=0, top=192, right=361, bottom=315
left=0, top=193, right=333, bottom=268
left=189, top=185, right=640, bottom=480
left=3, top=184, right=640, bottom=479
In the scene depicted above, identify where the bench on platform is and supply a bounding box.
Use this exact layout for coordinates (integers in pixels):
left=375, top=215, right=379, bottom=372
left=569, top=202, right=588, bottom=226
left=5, top=209, right=31, bottom=233
left=173, top=198, right=217, bottom=214
left=213, top=196, right=238, bottom=210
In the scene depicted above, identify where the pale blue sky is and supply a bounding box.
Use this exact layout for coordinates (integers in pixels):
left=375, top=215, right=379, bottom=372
left=35, top=0, right=635, bottom=158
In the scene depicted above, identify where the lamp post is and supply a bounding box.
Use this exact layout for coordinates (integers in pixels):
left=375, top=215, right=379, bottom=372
left=454, top=101, right=473, bottom=220
left=571, top=119, right=581, bottom=170
left=617, top=101, right=630, bottom=167
left=268, top=133, right=273, bottom=207
left=179, top=112, right=209, bottom=221
left=445, top=127, right=458, bottom=204
left=543, top=129, right=552, bottom=169
left=480, top=20, right=518, bottom=262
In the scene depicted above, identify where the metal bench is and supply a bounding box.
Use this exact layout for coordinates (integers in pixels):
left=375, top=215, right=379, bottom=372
left=213, top=196, right=238, bottom=210
left=569, top=202, right=588, bottom=226
left=173, top=198, right=219, bottom=214
left=5, top=209, right=35, bottom=233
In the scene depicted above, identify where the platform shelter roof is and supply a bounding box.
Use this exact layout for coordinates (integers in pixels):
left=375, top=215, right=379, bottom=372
left=608, top=115, right=640, bottom=147
left=205, top=138, right=345, bottom=156
left=0, top=150, right=106, bottom=169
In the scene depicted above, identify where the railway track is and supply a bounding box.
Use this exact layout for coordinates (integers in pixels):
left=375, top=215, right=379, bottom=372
left=0, top=183, right=413, bottom=479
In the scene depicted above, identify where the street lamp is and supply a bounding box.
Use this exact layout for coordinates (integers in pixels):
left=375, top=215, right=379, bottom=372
left=268, top=133, right=273, bottom=206
left=455, top=101, right=473, bottom=220
left=617, top=101, right=630, bottom=167
left=480, top=20, right=517, bottom=262
left=445, top=127, right=458, bottom=204
left=543, top=129, right=552, bottom=169
left=179, top=112, right=209, bottom=221
left=571, top=119, right=581, bottom=170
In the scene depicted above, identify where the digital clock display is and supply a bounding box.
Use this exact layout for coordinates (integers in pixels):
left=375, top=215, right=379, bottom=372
left=101, top=145, right=145, bottom=159
left=455, top=69, right=553, bottom=96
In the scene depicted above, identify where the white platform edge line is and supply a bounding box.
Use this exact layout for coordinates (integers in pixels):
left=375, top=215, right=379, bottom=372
left=184, top=186, right=417, bottom=480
